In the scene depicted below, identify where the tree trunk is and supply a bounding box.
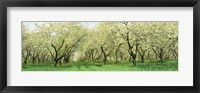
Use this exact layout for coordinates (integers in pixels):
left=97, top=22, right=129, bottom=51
left=115, top=52, right=118, bottom=64
left=24, top=59, right=27, bottom=65
left=126, top=31, right=136, bottom=66
left=159, top=49, right=164, bottom=63
left=59, top=60, right=62, bottom=66
left=32, top=58, right=36, bottom=64
left=54, top=60, right=58, bottom=67
left=129, top=50, right=136, bottom=66
left=141, top=55, right=144, bottom=63
left=115, top=44, right=121, bottom=64
left=64, top=54, right=70, bottom=63
left=103, top=56, right=107, bottom=65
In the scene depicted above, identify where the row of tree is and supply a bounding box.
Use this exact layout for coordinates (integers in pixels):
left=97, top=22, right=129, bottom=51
left=22, top=22, right=178, bottom=66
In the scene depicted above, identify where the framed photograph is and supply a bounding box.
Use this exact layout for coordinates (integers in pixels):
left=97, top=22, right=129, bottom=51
left=0, top=0, right=199, bottom=93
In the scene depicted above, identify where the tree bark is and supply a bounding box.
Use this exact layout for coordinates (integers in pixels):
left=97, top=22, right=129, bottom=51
left=126, top=32, right=136, bottom=66
left=101, top=45, right=107, bottom=65
left=115, top=43, right=121, bottom=64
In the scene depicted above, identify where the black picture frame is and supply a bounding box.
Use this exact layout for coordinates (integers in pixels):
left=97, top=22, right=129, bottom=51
left=0, top=0, right=199, bottom=93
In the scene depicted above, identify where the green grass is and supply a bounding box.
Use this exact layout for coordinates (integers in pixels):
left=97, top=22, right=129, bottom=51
left=22, top=60, right=178, bottom=71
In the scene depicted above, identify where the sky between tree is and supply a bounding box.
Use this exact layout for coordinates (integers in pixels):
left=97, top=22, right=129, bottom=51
left=22, top=22, right=99, bottom=31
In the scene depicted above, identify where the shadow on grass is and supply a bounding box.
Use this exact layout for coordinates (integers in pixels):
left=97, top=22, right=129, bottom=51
left=22, top=60, right=178, bottom=71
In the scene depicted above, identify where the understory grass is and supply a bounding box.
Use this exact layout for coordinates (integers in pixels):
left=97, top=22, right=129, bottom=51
left=22, top=60, right=178, bottom=71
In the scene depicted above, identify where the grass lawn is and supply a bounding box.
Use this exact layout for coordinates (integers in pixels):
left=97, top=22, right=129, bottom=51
left=22, top=60, right=178, bottom=71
